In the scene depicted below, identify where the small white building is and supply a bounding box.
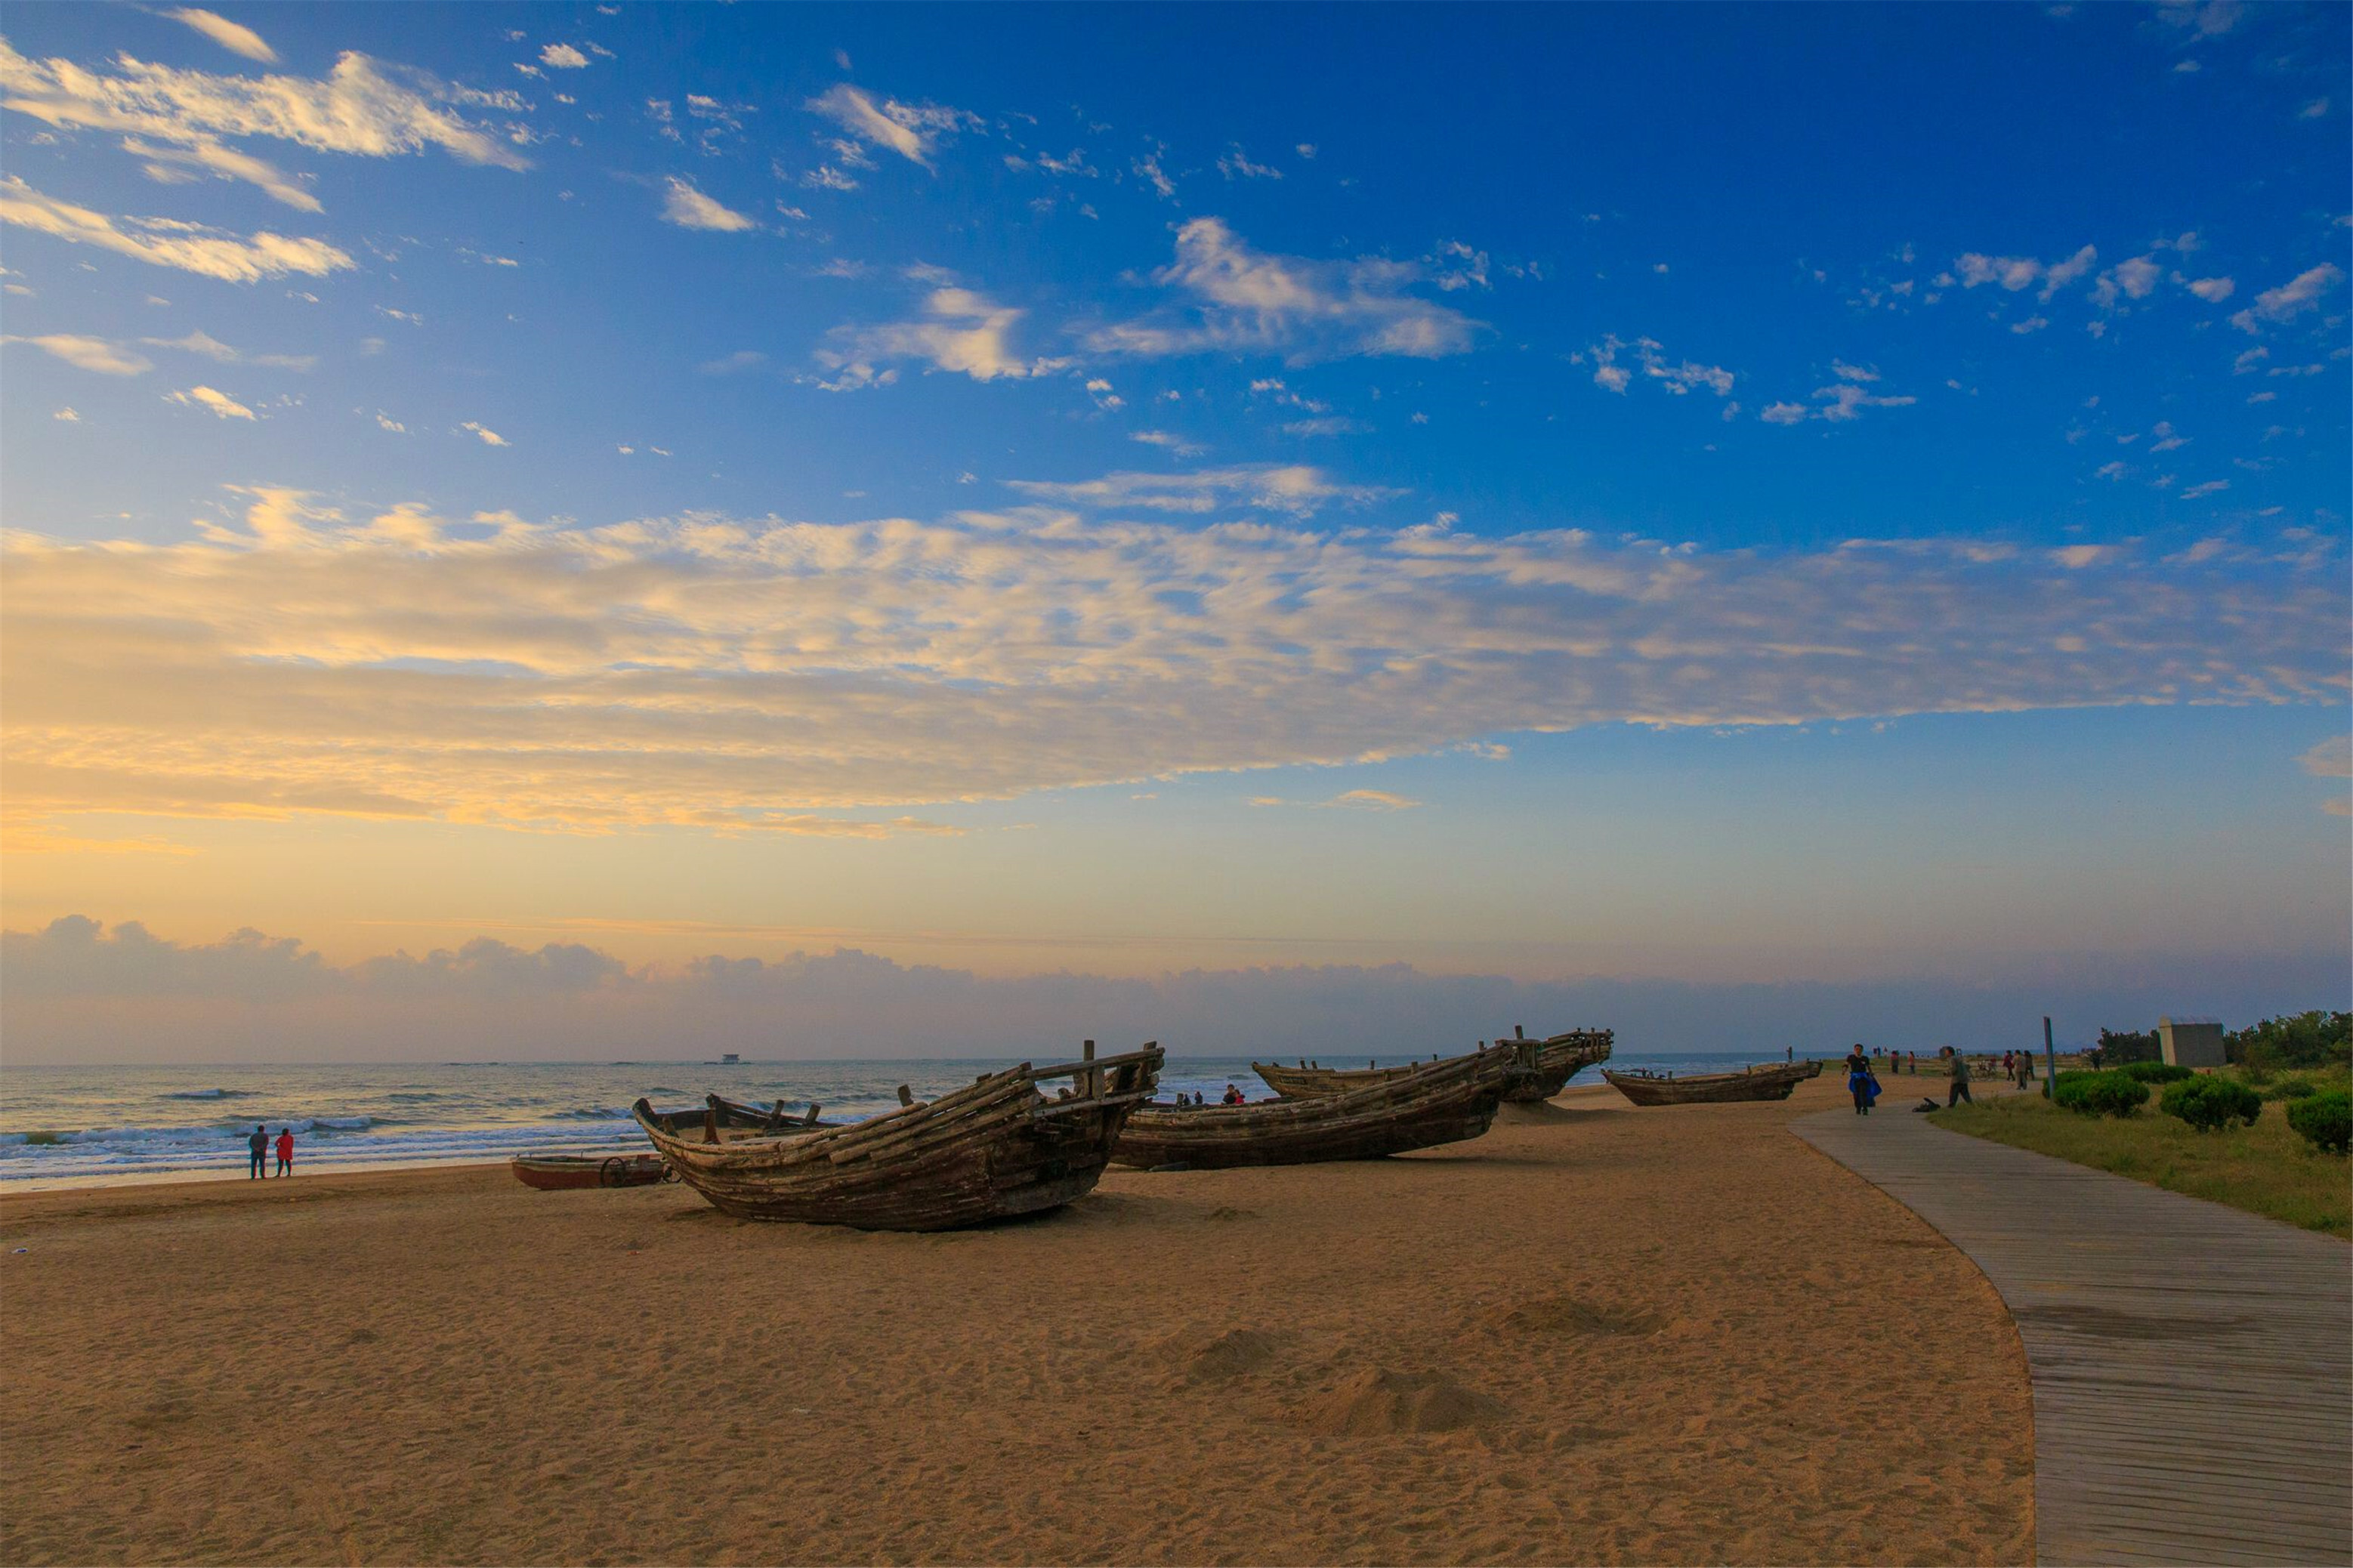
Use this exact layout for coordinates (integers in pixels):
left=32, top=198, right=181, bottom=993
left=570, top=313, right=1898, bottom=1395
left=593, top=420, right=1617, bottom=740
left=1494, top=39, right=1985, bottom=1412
left=2159, top=1016, right=2227, bottom=1070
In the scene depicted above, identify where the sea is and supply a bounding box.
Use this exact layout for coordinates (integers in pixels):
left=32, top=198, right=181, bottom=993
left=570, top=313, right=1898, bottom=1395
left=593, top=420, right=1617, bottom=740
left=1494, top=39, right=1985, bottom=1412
left=0, top=1047, right=1785, bottom=1190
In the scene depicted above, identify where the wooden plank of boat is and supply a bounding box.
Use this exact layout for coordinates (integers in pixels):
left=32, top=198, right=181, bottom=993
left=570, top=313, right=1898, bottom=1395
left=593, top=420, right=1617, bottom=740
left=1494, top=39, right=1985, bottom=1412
left=1600, top=1060, right=1823, bottom=1107
left=1252, top=1026, right=1614, bottom=1104
left=508, top=1153, right=671, bottom=1191
left=1113, top=1045, right=1518, bottom=1170
left=634, top=1044, right=1164, bottom=1230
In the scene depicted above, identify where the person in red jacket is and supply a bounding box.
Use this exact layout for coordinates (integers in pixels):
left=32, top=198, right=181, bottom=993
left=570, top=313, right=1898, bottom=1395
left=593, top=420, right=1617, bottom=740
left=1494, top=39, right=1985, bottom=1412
left=274, top=1128, right=295, bottom=1177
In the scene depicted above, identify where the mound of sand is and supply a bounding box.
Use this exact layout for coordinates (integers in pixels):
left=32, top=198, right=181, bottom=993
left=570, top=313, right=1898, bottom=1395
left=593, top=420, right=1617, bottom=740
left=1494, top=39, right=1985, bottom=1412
left=1485, top=1292, right=1662, bottom=1338
left=1157, top=1326, right=1281, bottom=1381
left=1307, top=1367, right=1508, bottom=1436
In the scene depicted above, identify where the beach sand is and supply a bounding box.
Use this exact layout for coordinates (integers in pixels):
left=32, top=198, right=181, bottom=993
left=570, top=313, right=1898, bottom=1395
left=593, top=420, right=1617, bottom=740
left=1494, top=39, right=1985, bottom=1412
left=0, top=1077, right=2033, bottom=1566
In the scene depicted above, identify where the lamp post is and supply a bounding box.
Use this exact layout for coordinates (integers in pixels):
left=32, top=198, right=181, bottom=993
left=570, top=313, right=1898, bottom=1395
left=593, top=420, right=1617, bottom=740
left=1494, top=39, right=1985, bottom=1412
left=2043, top=1015, right=2057, bottom=1100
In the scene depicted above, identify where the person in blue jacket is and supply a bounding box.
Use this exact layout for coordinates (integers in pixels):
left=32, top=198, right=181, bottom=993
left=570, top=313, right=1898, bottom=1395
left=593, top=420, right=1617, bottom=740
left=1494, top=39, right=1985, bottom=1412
left=1843, top=1045, right=1879, bottom=1116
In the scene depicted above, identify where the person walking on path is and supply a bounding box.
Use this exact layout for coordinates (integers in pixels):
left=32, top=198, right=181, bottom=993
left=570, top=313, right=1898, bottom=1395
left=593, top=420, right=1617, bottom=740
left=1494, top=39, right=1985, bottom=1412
left=1844, top=1045, right=1878, bottom=1116
left=274, top=1127, right=295, bottom=1177
left=1942, top=1046, right=1974, bottom=1106
left=248, top=1124, right=267, bottom=1179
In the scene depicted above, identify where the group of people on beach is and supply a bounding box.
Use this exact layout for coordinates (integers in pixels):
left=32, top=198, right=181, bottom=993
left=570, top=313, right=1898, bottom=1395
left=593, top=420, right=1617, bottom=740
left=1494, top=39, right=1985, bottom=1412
left=1843, top=1043, right=2006, bottom=1114
left=246, top=1125, right=295, bottom=1178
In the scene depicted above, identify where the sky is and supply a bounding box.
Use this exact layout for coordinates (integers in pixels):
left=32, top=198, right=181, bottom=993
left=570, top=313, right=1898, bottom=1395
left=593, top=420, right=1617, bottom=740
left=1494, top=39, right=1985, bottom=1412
left=1, top=2, right=2346, bottom=1061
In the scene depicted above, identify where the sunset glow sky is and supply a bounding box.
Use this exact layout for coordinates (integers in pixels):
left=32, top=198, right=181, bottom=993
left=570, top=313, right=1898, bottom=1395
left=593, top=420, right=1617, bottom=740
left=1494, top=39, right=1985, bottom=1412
left=2, top=2, right=2346, bottom=1058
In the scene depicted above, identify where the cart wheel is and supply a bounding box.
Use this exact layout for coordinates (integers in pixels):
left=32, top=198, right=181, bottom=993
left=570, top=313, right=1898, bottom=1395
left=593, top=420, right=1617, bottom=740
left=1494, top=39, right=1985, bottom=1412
left=659, top=1162, right=682, bottom=1184
left=599, top=1155, right=628, bottom=1188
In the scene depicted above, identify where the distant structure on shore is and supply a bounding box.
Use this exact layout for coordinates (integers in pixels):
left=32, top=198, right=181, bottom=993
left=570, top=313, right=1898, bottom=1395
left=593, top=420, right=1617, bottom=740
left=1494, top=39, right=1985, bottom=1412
left=2157, top=1017, right=2225, bottom=1069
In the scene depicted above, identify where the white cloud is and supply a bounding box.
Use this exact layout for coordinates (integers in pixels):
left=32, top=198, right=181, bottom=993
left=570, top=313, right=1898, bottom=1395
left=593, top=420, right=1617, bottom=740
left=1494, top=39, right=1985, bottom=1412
left=1132, top=153, right=1175, bottom=199
left=1254, top=789, right=1425, bottom=811
left=2228, top=264, right=2343, bottom=332
left=1759, top=401, right=1808, bottom=425
left=1295, top=143, right=1317, bottom=159
left=659, top=177, right=756, bottom=232
left=2039, top=243, right=2098, bottom=300
left=2300, top=735, right=2351, bottom=779
left=141, top=328, right=315, bottom=369
left=1217, top=145, right=1282, bottom=181
left=804, top=83, right=971, bottom=167
left=3, top=332, right=153, bottom=375
left=2010, top=316, right=2049, bottom=335
left=164, top=384, right=254, bottom=418
left=0, top=175, right=353, bottom=281
left=1002, top=464, right=1392, bottom=517
left=2157, top=1, right=2244, bottom=39
left=0, top=39, right=528, bottom=211
left=2089, top=255, right=2160, bottom=308
left=539, top=44, right=589, bottom=69
left=1830, top=360, right=1879, bottom=382
left=2148, top=421, right=2188, bottom=452
left=2185, top=276, right=2234, bottom=301
left=1129, top=431, right=1207, bottom=458
left=1085, top=218, right=1479, bottom=363
left=2094, top=461, right=2129, bottom=480
left=2179, top=480, right=2229, bottom=500
left=458, top=421, right=508, bottom=446
left=374, top=411, right=406, bottom=433
left=5, top=493, right=2337, bottom=836
left=165, top=9, right=279, bottom=63
left=53, top=406, right=80, bottom=421
left=1282, top=416, right=1367, bottom=437
left=2299, top=97, right=2329, bottom=120
left=816, top=286, right=1057, bottom=387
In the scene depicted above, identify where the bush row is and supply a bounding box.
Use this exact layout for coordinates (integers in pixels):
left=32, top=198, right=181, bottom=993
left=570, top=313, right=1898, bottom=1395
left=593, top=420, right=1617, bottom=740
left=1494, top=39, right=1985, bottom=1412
left=2049, top=1069, right=2348, bottom=1154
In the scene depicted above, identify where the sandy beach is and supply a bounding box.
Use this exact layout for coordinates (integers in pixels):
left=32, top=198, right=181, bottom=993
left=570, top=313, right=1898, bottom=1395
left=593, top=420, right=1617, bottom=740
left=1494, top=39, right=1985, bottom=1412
left=0, top=1077, right=2034, bottom=1566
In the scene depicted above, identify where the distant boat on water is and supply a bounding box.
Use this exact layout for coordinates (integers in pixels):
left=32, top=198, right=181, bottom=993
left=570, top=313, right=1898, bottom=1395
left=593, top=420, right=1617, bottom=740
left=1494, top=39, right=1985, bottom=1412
left=719, top=1053, right=740, bottom=1065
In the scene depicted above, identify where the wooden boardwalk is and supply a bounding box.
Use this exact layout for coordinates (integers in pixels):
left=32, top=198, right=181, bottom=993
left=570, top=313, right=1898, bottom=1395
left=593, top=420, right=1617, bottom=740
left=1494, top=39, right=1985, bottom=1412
left=1793, top=1105, right=2351, bottom=1567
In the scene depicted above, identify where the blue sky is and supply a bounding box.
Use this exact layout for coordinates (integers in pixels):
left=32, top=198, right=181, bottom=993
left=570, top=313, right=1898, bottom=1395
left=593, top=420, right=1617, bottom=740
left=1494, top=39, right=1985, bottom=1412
left=0, top=2, right=2345, bottom=1056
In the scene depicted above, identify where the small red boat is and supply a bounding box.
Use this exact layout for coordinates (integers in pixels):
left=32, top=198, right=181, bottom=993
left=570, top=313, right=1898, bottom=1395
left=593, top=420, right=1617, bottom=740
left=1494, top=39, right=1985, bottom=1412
left=509, top=1153, right=672, bottom=1190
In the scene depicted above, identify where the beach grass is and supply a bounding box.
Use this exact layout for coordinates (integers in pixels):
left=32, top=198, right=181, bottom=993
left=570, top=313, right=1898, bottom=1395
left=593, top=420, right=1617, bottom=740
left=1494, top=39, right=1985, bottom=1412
left=1931, top=1091, right=2351, bottom=1238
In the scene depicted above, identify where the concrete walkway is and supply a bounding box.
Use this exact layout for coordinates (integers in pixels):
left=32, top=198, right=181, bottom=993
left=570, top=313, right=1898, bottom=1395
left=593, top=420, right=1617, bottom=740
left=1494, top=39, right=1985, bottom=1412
left=1792, top=1104, right=2351, bottom=1567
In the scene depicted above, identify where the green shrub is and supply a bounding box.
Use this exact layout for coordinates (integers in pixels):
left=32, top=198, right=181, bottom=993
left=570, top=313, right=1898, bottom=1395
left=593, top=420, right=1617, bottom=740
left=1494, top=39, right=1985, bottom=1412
left=2121, top=1061, right=2193, bottom=1085
left=2285, top=1091, right=2351, bottom=1155
left=2160, top=1076, right=2263, bottom=1133
left=2266, top=1076, right=2320, bottom=1103
left=2054, top=1070, right=2150, bottom=1118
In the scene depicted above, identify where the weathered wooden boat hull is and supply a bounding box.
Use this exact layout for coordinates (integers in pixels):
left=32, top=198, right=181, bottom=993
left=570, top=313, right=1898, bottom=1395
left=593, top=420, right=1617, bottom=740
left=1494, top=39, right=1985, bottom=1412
left=635, top=1047, right=1162, bottom=1230
left=1113, top=1046, right=1515, bottom=1169
left=509, top=1153, right=669, bottom=1190
left=1601, top=1060, right=1822, bottom=1106
left=1253, top=1029, right=1613, bottom=1103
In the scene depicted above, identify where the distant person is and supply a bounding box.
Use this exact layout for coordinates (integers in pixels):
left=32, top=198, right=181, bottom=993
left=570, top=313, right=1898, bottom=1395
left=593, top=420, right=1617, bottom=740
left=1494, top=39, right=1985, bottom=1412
left=248, top=1124, right=268, bottom=1179
left=1785, top=1044, right=1793, bottom=1063
left=1843, top=1046, right=1876, bottom=1116
left=1942, top=1047, right=1973, bottom=1107
left=1221, top=1084, right=1246, bottom=1106
left=2016, top=1053, right=2035, bottom=1088
left=275, top=1128, right=295, bottom=1177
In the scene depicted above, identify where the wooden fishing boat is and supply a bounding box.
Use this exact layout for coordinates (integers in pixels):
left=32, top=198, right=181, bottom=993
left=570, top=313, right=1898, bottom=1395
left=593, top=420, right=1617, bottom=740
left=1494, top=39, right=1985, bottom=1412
left=1600, top=1059, right=1822, bottom=1106
left=1253, top=1025, right=1613, bottom=1103
left=634, top=1043, right=1163, bottom=1230
left=509, top=1153, right=672, bottom=1190
left=1112, top=1044, right=1518, bottom=1169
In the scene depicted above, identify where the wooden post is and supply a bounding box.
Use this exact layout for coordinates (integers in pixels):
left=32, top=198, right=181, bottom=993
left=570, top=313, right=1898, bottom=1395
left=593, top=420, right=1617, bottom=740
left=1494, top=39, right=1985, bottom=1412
left=702, top=1106, right=720, bottom=1144
left=1515, top=1024, right=1526, bottom=1040
left=804, top=1103, right=822, bottom=1125
left=1082, top=1039, right=1096, bottom=1101
left=2043, top=1016, right=2057, bottom=1100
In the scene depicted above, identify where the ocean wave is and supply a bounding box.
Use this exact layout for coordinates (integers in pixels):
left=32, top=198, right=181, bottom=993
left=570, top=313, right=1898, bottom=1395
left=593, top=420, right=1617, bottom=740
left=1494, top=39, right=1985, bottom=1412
left=161, top=1088, right=253, bottom=1101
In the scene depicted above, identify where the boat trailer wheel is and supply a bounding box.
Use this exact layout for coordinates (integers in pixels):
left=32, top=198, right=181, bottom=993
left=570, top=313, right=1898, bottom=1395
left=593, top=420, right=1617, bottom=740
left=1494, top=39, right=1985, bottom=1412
left=598, top=1155, right=630, bottom=1188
